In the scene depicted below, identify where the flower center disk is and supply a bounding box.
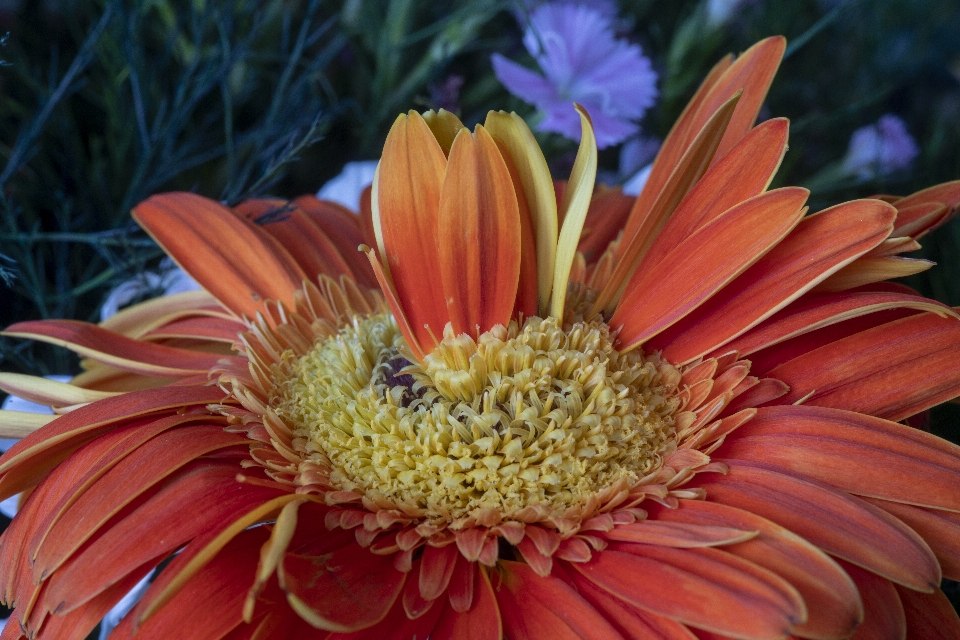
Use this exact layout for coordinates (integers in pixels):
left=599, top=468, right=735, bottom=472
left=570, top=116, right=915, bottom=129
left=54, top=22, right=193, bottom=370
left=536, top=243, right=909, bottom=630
left=275, top=314, right=680, bottom=521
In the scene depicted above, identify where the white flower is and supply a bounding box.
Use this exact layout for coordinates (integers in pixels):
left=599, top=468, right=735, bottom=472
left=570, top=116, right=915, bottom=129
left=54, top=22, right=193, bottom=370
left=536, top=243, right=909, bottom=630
left=315, top=161, right=378, bottom=211
left=100, top=257, right=201, bottom=321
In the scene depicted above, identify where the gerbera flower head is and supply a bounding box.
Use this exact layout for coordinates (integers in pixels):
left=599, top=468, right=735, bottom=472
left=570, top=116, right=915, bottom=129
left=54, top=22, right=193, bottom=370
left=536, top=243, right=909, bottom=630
left=3, top=36, right=960, bottom=640
left=492, top=2, right=658, bottom=148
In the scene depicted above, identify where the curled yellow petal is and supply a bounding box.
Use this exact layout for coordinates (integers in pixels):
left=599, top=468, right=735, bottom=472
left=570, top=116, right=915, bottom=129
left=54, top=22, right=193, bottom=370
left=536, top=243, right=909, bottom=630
left=551, top=104, right=597, bottom=320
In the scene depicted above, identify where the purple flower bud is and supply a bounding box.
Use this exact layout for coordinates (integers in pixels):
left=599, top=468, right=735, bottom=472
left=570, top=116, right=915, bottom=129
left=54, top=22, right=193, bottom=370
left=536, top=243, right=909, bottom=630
left=841, top=114, right=919, bottom=180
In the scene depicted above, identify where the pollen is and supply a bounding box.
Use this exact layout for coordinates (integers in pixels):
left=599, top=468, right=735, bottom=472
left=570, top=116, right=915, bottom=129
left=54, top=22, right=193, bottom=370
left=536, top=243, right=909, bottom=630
left=275, top=314, right=680, bottom=521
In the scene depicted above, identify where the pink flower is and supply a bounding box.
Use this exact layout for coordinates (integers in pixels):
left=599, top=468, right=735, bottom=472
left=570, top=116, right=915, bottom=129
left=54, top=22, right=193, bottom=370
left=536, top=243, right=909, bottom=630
left=492, top=3, right=658, bottom=148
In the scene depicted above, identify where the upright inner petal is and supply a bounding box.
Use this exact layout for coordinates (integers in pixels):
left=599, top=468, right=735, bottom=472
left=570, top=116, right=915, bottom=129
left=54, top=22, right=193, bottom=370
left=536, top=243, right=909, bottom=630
left=376, top=112, right=450, bottom=349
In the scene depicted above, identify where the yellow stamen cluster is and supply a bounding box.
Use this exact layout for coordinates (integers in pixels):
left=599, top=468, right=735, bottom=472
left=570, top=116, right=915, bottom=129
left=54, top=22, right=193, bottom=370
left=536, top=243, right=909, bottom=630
left=275, top=314, right=680, bottom=521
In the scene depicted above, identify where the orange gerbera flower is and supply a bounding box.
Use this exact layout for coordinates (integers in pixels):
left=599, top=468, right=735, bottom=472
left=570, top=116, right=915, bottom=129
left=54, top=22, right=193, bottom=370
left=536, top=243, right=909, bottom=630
left=2, top=36, right=960, bottom=639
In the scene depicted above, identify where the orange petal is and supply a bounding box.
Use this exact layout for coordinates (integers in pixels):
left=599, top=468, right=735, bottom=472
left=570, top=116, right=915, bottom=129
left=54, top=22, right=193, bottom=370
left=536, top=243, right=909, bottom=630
left=493, top=140, right=539, bottom=320
left=220, top=611, right=297, bottom=640
left=891, top=180, right=960, bottom=229
left=112, top=527, right=270, bottom=639
left=573, top=545, right=804, bottom=639
left=571, top=574, right=697, bottom=639
left=840, top=562, right=906, bottom=640
left=142, top=315, right=244, bottom=343
left=294, top=195, right=377, bottom=288
left=494, top=561, right=622, bottom=640
left=431, top=566, right=502, bottom=640
left=866, top=236, right=922, bottom=257
left=419, top=543, right=460, bottom=601
left=0, top=455, right=79, bottom=607
left=619, top=37, right=784, bottom=256
left=601, top=520, right=757, bottom=548
left=133, top=192, right=305, bottom=318
left=891, top=201, right=949, bottom=240
left=577, top=190, right=634, bottom=262
left=280, top=544, right=406, bottom=632
left=719, top=405, right=960, bottom=513
left=697, top=461, right=941, bottom=591
left=26, top=413, right=221, bottom=574
left=234, top=198, right=355, bottom=282
left=747, top=306, right=922, bottom=376
left=135, top=493, right=324, bottom=627
left=650, top=198, right=896, bottom=364
left=31, top=426, right=251, bottom=582
left=699, top=37, right=786, bottom=162
left=438, top=126, right=520, bottom=335
left=897, top=584, right=960, bottom=639
left=4, top=320, right=221, bottom=377
left=376, top=112, right=450, bottom=348
left=0, top=385, right=226, bottom=501
left=619, top=53, right=732, bottom=245
left=642, top=118, right=789, bottom=271
left=37, top=560, right=155, bottom=640
left=327, top=587, right=443, bottom=640
left=651, top=499, right=863, bottom=639
left=721, top=378, right=788, bottom=416
left=612, top=188, right=808, bottom=351
left=44, top=462, right=285, bottom=615
left=516, top=536, right=553, bottom=577
left=595, top=92, right=741, bottom=316
left=402, top=559, right=434, bottom=620
left=861, top=498, right=960, bottom=581
left=766, top=311, right=960, bottom=420
left=361, top=246, right=425, bottom=361
left=709, top=290, right=953, bottom=360
left=812, top=256, right=932, bottom=293
left=447, top=554, right=476, bottom=613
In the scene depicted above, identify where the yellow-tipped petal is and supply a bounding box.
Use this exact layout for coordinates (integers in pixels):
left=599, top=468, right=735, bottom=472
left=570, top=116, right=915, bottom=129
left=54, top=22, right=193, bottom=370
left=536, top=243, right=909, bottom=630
left=551, top=104, right=597, bottom=320
left=485, top=110, right=558, bottom=315
left=422, top=109, right=466, bottom=156
left=0, top=410, right=55, bottom=438
left=0, top=373, right=119, bottom=408
left=99, top=289, right=222, bottom=338
left=244, top=498, right=307, bottom=622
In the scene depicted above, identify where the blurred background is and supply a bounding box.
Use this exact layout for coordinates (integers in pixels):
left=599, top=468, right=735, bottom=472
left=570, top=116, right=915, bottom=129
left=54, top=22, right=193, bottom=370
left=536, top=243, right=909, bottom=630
left=0, top=0, right=959, bottom=620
